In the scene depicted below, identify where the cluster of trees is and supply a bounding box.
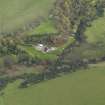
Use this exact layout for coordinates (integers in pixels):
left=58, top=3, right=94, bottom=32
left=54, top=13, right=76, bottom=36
left=0, top=35, right=25, bottom=69
left=52, top=0, right=105, bottom=41
left=0, top=38, right=16, bottom=55
left=24, top=33, right=59, bottom=45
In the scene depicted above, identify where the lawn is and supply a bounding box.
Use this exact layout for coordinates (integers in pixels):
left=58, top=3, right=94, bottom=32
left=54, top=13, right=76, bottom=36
left=1, top=62, right=105, bottom=105
left=85, top=14, right=105, bottom=44
left=0, top=0, right=56, bottom=33
left=27, top=19, right=58, bottom=35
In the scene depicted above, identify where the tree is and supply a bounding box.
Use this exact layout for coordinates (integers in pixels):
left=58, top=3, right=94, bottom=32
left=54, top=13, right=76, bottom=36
left=96, top=0, right=105, bottom=16
left=3, top=55, right=17, bottom=69
left=53, top=0, right=105, bottom=42
left=53, top=0, right=73, bottom=35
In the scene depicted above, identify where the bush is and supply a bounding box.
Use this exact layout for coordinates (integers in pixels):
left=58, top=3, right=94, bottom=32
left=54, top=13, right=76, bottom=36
left=3, top=55, right=17, bottom=68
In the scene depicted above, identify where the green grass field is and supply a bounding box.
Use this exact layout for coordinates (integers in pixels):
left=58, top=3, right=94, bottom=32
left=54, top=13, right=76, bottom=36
left=0, top=0, right=55, bottom=33
left=85, top=14, right=105, bottom=44
left=0, top=62, right=105, bottom=105
left=27, top=19, right=58, bottom=35
left=82, top=13, right=105, bottom=60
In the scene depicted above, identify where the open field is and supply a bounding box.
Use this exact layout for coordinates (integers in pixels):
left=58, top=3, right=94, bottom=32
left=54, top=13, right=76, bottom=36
left=0, top=62, right=105, bottom=105
left=0, top=0, right=55, bottom=33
